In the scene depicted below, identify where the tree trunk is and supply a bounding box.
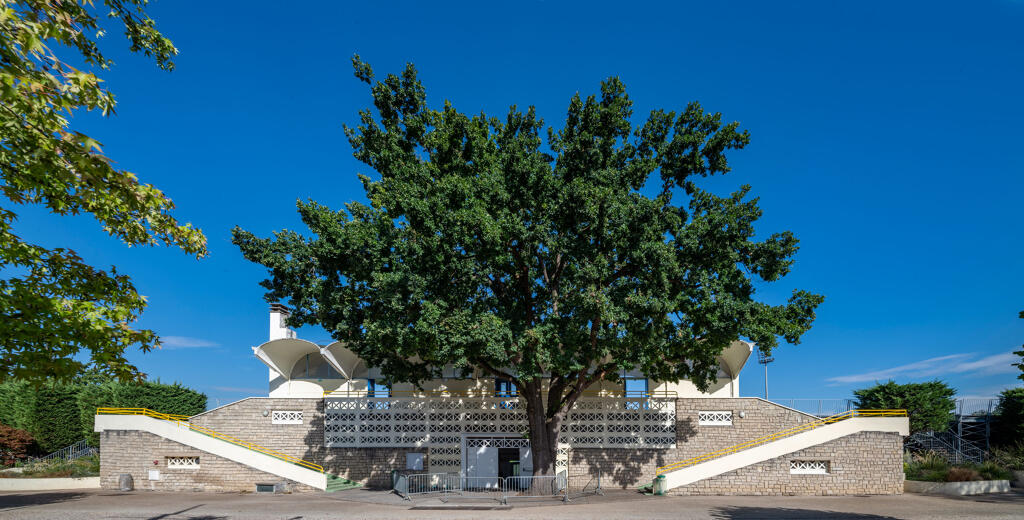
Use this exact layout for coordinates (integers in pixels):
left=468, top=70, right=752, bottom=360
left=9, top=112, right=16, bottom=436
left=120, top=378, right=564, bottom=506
left=523, top=383, right=562, bottom=478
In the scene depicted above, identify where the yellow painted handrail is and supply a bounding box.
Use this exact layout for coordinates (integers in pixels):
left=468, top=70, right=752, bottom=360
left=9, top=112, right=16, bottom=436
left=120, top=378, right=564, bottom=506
left=322, top=388, right=679, bottom=398
left=96, top=407, right=324, bottom=473
left=655, top=409, right=907, bottom=475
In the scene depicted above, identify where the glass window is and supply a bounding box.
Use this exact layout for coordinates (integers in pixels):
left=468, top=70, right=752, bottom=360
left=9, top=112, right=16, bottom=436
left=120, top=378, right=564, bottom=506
left=367, top=378, right=390, bottom=398
left=289, top=353, right=341, bottom=379
left=367, top=378, right=390, bottom=409
left=495, top=378, right=518, bottom=397
left=624, top=378, right=648, bottom=410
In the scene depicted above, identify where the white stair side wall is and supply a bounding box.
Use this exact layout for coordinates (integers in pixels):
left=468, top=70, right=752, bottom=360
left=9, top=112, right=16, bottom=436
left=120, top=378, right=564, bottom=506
left=94, top=415, right=326, bottom=490
left=662, top=416, right=909, bottom=490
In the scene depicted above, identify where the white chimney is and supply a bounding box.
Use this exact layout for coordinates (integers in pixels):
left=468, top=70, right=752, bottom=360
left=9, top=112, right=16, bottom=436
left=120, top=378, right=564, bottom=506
left=268, top=303, right=296, bottom=341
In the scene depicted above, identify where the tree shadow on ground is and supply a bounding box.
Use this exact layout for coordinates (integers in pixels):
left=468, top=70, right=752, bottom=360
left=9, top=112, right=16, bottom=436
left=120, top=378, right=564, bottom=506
left=570, top=416, right=697, bottom=488
left=931, top=489, right=1024, bottom=505
left=143, top=504, right=229, bottom=520
left=709, top=505, right=901, bottom=519
left=0, top=491, right=90, bottom=510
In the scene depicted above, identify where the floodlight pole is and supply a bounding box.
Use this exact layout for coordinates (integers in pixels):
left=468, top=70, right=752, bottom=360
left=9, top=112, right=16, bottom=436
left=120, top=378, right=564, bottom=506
left=763, top=363, right=768, bottom=400
left=757, top=350, right=774, bottom=400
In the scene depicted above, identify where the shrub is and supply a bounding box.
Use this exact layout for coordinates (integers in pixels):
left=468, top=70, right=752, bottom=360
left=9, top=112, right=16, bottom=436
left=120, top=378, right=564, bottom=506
left=853, top=380, right=955, bottom=434
left=973, top=460, right=1013, bottom=481
left=15, top=455, right=99, bottom=478
left=990, top=442, right=1024, bottom=470
left=904, top=451, right=950, bottom=482
left=0, top=423, right=36, bottom=466
left=944, top=467, right=981, bottom=482
left=992, top=388, right=1024, bottom=447
left=904, top=451, right=1013, bottom=482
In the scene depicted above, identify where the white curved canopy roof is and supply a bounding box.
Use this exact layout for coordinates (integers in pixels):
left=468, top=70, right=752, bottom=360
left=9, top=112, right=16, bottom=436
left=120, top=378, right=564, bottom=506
left=253, top=338, right=322, bottom=380
left=321, top=341, right=364, bottom=380
left=254, top=337, right=753, bottom=382
left=718, top=340, right=754, bottom=378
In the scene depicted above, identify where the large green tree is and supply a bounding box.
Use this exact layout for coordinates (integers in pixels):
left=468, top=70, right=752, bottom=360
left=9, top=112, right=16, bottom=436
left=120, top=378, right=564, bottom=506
left=853, top=380, right=956, bottom=435
left=233, top=58, right=824, bottom=474
left=0, top=1, right=206, bottom=382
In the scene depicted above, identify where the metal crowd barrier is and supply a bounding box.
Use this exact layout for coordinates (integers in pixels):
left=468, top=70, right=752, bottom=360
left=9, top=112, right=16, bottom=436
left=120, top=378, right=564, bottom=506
left=403, top=472, right=461, bottom=498
left=395, top=472, right=571, bottom=503
left=503, top=472, right=568, bottom=502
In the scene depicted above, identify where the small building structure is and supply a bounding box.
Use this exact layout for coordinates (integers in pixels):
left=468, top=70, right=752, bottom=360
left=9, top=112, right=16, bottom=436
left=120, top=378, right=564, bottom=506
left=96, top=305, right=909, bottom=495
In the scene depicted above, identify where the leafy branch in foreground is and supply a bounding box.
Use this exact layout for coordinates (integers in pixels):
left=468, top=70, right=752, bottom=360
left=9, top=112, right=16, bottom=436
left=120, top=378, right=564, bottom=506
left=0, top=1, right=207, bottom=382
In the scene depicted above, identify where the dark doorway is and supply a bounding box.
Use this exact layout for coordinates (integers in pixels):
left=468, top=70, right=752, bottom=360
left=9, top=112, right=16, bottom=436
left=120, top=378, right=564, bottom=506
left=497, top=448, right=519, bottom=479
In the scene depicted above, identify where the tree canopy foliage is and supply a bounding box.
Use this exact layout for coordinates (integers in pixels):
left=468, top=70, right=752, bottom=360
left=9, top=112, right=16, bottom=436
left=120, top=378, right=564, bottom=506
left=993, top=387, right=1024, bottom=447
left=853, top=380, right=955, bottom=435
left=233, top=58, right=824, bottom=472
left=1013, top=310, right=1023, bottom=382
left=0, top=1, right=207, bottom=382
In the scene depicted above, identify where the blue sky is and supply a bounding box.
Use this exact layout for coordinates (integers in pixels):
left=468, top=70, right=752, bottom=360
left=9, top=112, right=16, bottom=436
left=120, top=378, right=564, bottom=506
left=11, top=1, right=1023, bottom=408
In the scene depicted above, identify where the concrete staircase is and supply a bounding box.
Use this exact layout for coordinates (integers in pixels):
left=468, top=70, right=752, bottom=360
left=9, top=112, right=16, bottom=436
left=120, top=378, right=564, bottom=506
left=657, top=410, right=909, bottom=491
left=95, top=412, right=334, bottom=490
left=326, top=473, right=362, bottom=492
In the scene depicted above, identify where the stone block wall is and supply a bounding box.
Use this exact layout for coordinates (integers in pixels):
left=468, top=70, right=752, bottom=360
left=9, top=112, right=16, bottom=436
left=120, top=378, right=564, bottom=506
left=100, top=396, right=902, bottom=494
left=570, top=397, right=821, bottom=488
left=191, top=397, right=422, bottom=488
left=668, top=431, right=904, bottom=496
left=99, top=430, right=317, bottom=493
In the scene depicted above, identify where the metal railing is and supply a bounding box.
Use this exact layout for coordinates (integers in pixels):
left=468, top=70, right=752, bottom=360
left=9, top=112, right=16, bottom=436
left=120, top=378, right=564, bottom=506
left=655, top=409, right=907, bottom=475
left=907, top=431, right=987, bottom=464
left=31, top=439, right=96, bottom=463
left=768, top=398, right=999, bottom=418
left=95, top=407, right=324, bottom=473
left=324, top=388, right=679, bottom=398
left=771, top=399, right=856, bottom=417
left=956, top=399, right=998, bottom=416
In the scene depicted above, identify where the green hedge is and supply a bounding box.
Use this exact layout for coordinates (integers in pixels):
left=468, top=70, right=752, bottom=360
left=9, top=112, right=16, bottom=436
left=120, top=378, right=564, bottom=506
left=77, top=380, right=207, bottom=446
left=0, top=379, right=206, bottom=452
left=0, top=381, right=81, bottom=453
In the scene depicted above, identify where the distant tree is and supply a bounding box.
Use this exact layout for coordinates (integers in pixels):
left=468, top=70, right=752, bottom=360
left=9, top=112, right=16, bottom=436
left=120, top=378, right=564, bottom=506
left=233, top=58, right=824, bottom=475
left=0, top=1, right=207, bottom=382
left=853, top=380, right=955, bottom=434
left=992, top=387, right=1024, bottom=447
left=1013, top=310, right=1023, bottom=382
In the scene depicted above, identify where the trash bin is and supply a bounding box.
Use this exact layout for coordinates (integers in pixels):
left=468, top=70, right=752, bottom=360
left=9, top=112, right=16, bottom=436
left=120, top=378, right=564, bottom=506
left=118, top=473, right=134, bottom=491
left=652, top=474, right=666, bottom=496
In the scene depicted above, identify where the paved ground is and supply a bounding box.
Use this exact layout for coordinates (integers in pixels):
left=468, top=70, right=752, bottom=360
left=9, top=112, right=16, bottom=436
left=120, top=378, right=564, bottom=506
left=0, top=488, right=1022, bottom=519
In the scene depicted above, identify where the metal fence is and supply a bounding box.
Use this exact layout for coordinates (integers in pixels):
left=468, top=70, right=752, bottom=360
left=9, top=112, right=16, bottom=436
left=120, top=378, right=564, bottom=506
left=770, top=398, right=1000, bottom=418
left=956, top=399, right=998, bottom=416
left=396, top=472, right=572, bottom=503
left=397, top=472, right=460, bottom=498
left=502, top=472, right=568, bottom=502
